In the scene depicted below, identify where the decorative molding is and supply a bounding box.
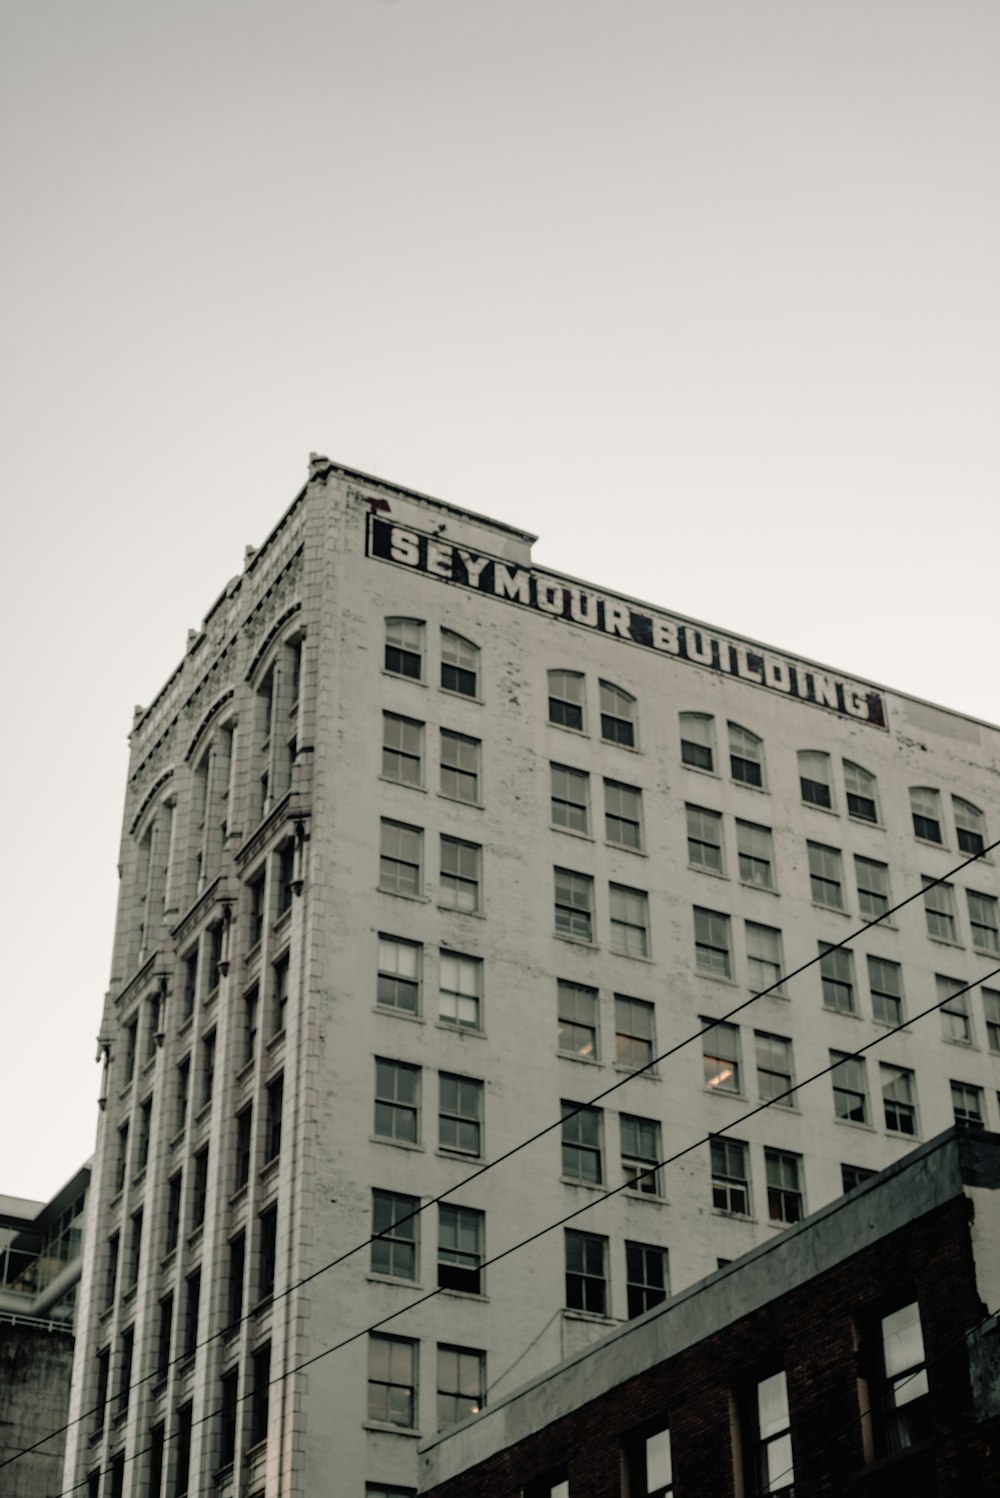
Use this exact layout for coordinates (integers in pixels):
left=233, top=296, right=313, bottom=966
left=243, top=549, right=303, bottom=647
left=170, top=876, right=227, bottom=948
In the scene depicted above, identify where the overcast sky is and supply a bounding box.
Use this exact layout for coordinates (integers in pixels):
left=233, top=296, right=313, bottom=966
left=2, top=0, right=997, bottom=1201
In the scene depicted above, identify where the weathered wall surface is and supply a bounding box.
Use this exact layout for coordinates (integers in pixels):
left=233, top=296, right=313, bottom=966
left=0, top=1323, right=74, bottom=1498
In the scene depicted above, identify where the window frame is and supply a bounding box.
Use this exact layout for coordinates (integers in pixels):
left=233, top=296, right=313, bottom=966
left=922, top=876, right=959, bottom=942
left=440, top=835, right=482, bottom=912
left=867, top=955, right=904, bottom=1026
left=438, top=1072, right=484, bottom=1158
left=599, top=680, right=637, bottom=747
left=967, top=889, right=1000, bottom=953
left=736, top=819, right=775, bottom=890
left=558, top=979, right=599, bottom=1061
left=560, top=1101, right=604, bottom=1185
left=754, top=1031, right=793, bottom=1106
left=614, top=994, right=655, bottom=1071
left=554, top=867, right=594, bottom=943
left=550, top=762, right=591, bottom=835
left=440, top=728, right=481, bottom=804
left=624, top=1245, right=670, bottom=1324
left=953, top=796, right=987, bottom=855
left=374, top=1057, right=421, bottom=1145
left=371, top=1189, right=419, bottom=1281
left=564, top=1228, right=609, bottom=1315
left=379, top=819, right=423, bottom=898
left=367, top=1332, right=418, bottom=1429
left=382, top=712, right=424, bottom=787
left=547, top=670, right=585, bottom=732
left=880, top=1063, right=918, bottom=1136
left=798, top=750, right=833, bottom=810
left=620, top=1113, right=661, bottom=1196
left=377, top=935, right=422, bottom=1016
left=820, top=943, right=856, bottom=1014
left=438, top=950, right=482, bottom=1031
left=728, top=722, right=765, bottom=789
left=436, top=1343, right=485, bottom=1430
left=765, top=1147, right=804, bottom=1225
left=438, top=1204, right=484, bottom=1294
left=910, top=786, right=943, bottom=844
left=710, top=1137, right=751, bottom=1215
left=604, top=779, right=643, bottom=850
left=855, top=855, right=890, bottom=921
left=440, top=630, right=479, bottom=697
left=843, top=760, right=879, bottom=824
left=694, top=907, right=732, bottom=979
left=610, top=883, right=650, bottom=958
left=686, top=803, right=724, bottom=874
left=702, top=1019, right=741, bottom=1094
left=830, top=1051, right=869, bottom=1125
left=679, top=712, right=715, bottom=773
left=807, top=841, right=845, bottom=910
left=384, top=618, right=424, bottom=681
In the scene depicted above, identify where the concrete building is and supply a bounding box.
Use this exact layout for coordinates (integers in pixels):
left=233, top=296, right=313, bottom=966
left=59, top=456, right=1000, bottom=1498
left=418, top=1127, right=1000, bottom=1498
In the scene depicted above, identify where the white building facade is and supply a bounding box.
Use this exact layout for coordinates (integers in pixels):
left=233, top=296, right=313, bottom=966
left=63, top=457, right=1000, bottom=1498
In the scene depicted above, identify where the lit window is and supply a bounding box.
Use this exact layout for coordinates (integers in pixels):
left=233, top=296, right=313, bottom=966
left=624, top=1246, right=670, bottom=1324
left=808, top=841, right=844, bottom=909
left=379, top=820, right=422, bottom=897
left=600, top=681, right=637, bottom=746
left=679, top=712, right=715, bottom=772
left=374, top=1058, right=420, bottom=1144
left=953, top=796, right=986, bottom=855
left=820, top=943, right=855, bottom=1014
left=564, top=1229, right=608, bottom=1314
left=550, top=764, right=590, bottom=833
left=440, top=730, right=480, bottom=803
left=744, top=1370, right=794, bottom=1497
left=910, top=787, right=942, bottom=843
left=554, top=868, right=594, bottom=942
left=737, top=819, right=774, bottom=889
left=867, top=956, right=904, bottom=1025
left=377, top=936, right=421, bottom=1015
left=728, top=723, right=764, bottom=788
left=702, top=1019, right=741, bottom=1093
left=615, top=995, right=655, bottom=1069
left=548, top=670, right=585, bottom=730
left=710, top=1138, right=750, bottom=1214
left=843, top=760, right=879, bottom=823
left=621, top=1114, right=661, bottom=1195
left=557, top=980, right=599, bottom=1059
left=881, top=1064, right=918, bottom=1135
left=765, top=1148, right=803, bottom=1224
left=371, top=1190, right=418, bottom=1280
left=440, top=630, right=479, bottom=696
left=869, top=1302, right=929, bottom=1454
left=831, top=1052, right=869, bottom=1124
left=385, top=618, right=423, bottom=680
left=855, top=856, right=890, bottom=920
left=798, top=751, right=833, bottom=809
left=983, top=988, right=1000, bottom=1053
left=561, top=1102, right=603, bottom=1184
left=439, top=1073, right=483, bottom=1157
left=922, top=877, right=958, bottom=941
left=439, top=952, right=482, bottom=1030
left=382, top=713, right=423, bottom=786
left=967, top=890, right=1000, bottom=952
left=694, top=907, right=731, bottom=978
left=440, top=836, right=481, bottom=912
left=687, top=804, right=723, bottom=873
left=605, top=780, right=643, bottom=849
left=436, top=1344, right=485, bottom=1430
left=610, top=884, right=650, bottom=957
left=755, top=1032, right=793, bottom=1105
left=438, top=1205, right=484, bottom=1294
left=937, top=975, right=972, bottom=1044
left=367, top=1333, right=417, bottom=1427
left=746, top=922, right=784, bottom=993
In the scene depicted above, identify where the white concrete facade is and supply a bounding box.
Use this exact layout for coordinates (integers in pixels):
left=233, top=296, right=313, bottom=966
left=64, top=457, right=1000, bottom=1498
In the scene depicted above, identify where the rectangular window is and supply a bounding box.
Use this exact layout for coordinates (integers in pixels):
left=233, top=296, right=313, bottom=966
left=220, top=1369, right=239, bottom=1467
left=175, top=1404, right=192, bottom=1498
left=600, top=681, right=637, bottom=746
left=436, top=1345, right=485, bottom=1430
left=166, top=1175, right=181, bottom=1252
left=968, top=890, right=1000, bottom=952
left=440, top=730, right=480, bottom=803
left=548, top=671, right=585, bottom=730
left=236, top=1107, right=253, bottom=1189
left=191, top=1148, right=209, bottom=1229
left=841, top=1163, right=875, bottom=1193
left=820, top=944, right=856, bottom=1014
left=377, top=935, right=421, bottom=1015
left=258, top=1205, right=278, bottom=1301
left=115, top=1124, right=129, bottom=1194
left=910, top=787, right=942, bottom=843
left=206, top=923, right=223, bottom=996
left=227, top=1234, right=245, bottom=1328
left=984, top=988, right=1000, bottom=1053
left=737, top=819, right=774, bottom=889
left=382, top=712, right=423, bottom=786
left=610, top=884, right=649, bottom=957
left=385, top=619, right=423, bottom=679
left=856, top=856, right=890, bottom=920
left=615, top=995, right=655, bottom=1070
left=938, top=975, right=972, bottom=1044
left=244, top=984, right=259, bottom=1066
left=248, top=872, right=266, bottom=949
left=702, top=1019, right=741, bottom=1093
left=746, top=922, right=784, bottom=994
left=550, top=763, right=590, bottom=833
left=137, top=1095, right=153, bottom=1169
left=439, top=1073, right=483, bottom=1158
left=439, top=952, right=482, bottom=1030
left=799, top=750, right=832, bottom=808
left=128, top=1209, right=143, bottom=1287
left=183, top=1269, right=200, bottom=1356
left=380, top=820, right=423, bottom=897
left=621, top=1114, right=661, bottom=1195
left=368, top=1333, right=418, bottom=1428
left=871, top=1302, right=929, bottom=1454
left=558, top=980, right=599, bottom=1060
left=441, top=630, right=478, bottom=696
left=680, top=713, right=714, bottom=772
left=755, top=1032, right=793, bottom=1105
left=264, top=1076, right=283, bottom=1163
left=808, top=841, right=844, bottom=909
left=105, top=1234, right=119, bottom=1309
left=564, top=1229, right=608, bottom=1315
left=765, top=1148, right=803, bottom=1224
left=374, top=1058, right=420, bottom=1144
left=605, top=780, right=643, bottom=849
left=276, top=840, right=295, bottom=916
left=272, top=953, right=289, bottom=1037
left=844, top=761, right=879, bottom=823
left=440, top=836, right=481, bottom=912
left=157, top=1293, right=173, bottom=1374
left=148, top=1427, right=165, bottom=1498
left=625, top=1243, right=670, bottom=1321
left=710, top=1138, right=750, bottom=1215
left=95, top=1348, right=110, bottom=1433
left=951, top=1080, right=985, bottom=1128
left=954, top=796, right=986, bottom=855
left=831, top=1052, right=869, bottom=1124
left=686, top=804, right=723, bottom=873
left=868, top=956, right=904, bottom=1026
left=250, top=1343, right=271, bottom=1446
left=371, top=1190, right=419, bottom=1280
left=881, top=1064, right=918, bottom=1135
left=201, top=1032, right=216, bottom=1108
left=561, top=1102, right=603, bottom=1184
left=554, top=868, right=594, bottom=942
left=438, top=1205, right=484, bottom=1294
left=745, top=1371, right=794, bottom=1498
left=922, top=876, right=958, bottom=941
left=694, top=907, right=731, bottom=978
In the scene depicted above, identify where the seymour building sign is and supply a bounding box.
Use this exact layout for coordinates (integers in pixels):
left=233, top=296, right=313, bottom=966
left=367, top=516, right=887, bottom=727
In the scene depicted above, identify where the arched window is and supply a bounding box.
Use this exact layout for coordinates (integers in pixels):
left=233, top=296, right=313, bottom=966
left=385, top=618, right=424, bottom=680
left=679, top=713, right=715, bottom=773
left=599, top=682, right=637, bottom=747
left=953, top=796, right=986, bottom=855
left=798, top=751, right=833, bottom=810
left=910, top=787, right=942, bottom=844
left=843, top=761, right=879, bottom=824
left=728, top=724, right=764, bottom=788
left=548, top=671, right=585, bottom=731
left=441, top=630, right=479, bottom=697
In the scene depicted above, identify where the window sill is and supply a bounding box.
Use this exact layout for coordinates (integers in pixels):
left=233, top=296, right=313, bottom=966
left=132, top=1167, right=147, bottom=1188
left=601, top=737, right=640, bottom=754
left=704, top=1086, right=744, bottom=1102
left=195, top=1101, right=212, bottom=1126
left=731, top=780, right=769, bottom=796
left=739, top=878, right=779, bottom=896
left=554, top=933, right=599, bottom=950
left=848, top=814, right=883, bottom=831
left=610, top=948, right=654, bottom=964
left=161, top=1248, right=177, bottom=1271
left=142, top=1055, right=158, bottom=1077
left=375, top=1005, right=425, bottom=1025
left=436, top=902, right=484, bottom=918
left=438, top=1285, right=489, bottom=1302
left=558, top=1050, right=601, bottom=1066
left=547, top=722, right=589, bottom=739
left=267, top=1028, right=286, bottom=1054
left=885, top=1127, right=921, bottom=1142
left=187, top=1223, right=205, bottom=1248
left=273, top=906, right=292, bottom=937
left=711, top=1209, right=756, bottom=1223
left=926, top=935, right=964, bottom=949
left=123, top=1285, right=138, bottom=1306
left=246, top=941, right=262, bottom=965
left=562, top=1308, right=616, bottom=1327
left=812, top=901, right=851, bottom=918
left=382, top=667, right=428, bottom=689
left=370, top=1135, right=425, bottom=1153
left=367, top=1272, right=424, bottom=1290
left=613, top=1063, right=658, bottom=1079
left=942, top=1035, right=975, bottom=1048
left=237, top=1058, right=256, bottom=1085
left=435, top=1020, right=485, bottom=1039
left=682, top=764, right=719, bottom=780
left=379, top=888, right=431, bottom=904
left=607, top=841, right=646, bottom=857
left=259, top=1156, right=281, bottom=1185
left=695, top=970, right=738, bottom=987
left=436, top=1149, right=484, bottom=1165
left=440, top=684, right=483, bottom=705
left=379, top=775, right=427, bottom=795
left=972, top=944, right=1000, bottom=959
left=833, top=1115, right=876, bottom=1132
left=913, top=835, right=948, bottom=851
left=822, top=1005, right=862, bottom=1020
left=230, top=1184, right=249, bottom=1207
left=623, top=1188, right=666, bottom=1204
left=801, top=801, right=839, bottom=817
left=363, top=1422, right=422, bottom=1439
left=438, top=792, right=484, bottom=811
left=551, top=823, right=595, bottom=843
left=560, top=1177, right=607, bottom=1192
left=690, top=863, right=728, bottom=881
left=177, top=1014, right=194, bottom=1040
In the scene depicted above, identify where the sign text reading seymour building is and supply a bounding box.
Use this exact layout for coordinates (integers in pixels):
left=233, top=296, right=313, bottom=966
left=367, top=516, right=887, bottom=728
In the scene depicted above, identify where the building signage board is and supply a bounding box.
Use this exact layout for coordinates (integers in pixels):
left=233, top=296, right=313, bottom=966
left=367, top=515, right=887, bottom=728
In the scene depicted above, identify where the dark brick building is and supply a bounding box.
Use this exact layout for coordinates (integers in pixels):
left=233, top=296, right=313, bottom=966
left=419, top=1128, right=1000, bottom=1498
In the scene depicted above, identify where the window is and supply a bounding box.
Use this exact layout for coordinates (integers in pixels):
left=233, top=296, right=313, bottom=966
left=377, top=935, right=421, bottom=1015
left=755, top=1032, right=793, bottom=1105
left=380, top=820, right=422, bottom=897
left=440, top=730, right=480, bottom=802
left=625, top=1245, right=670, bottom=1323
left=137, top=1095, right=152, bottom=1170
left=868, top=956, right=904, bottom=1025
left=175, top=1404, right=192, bottom=1498
left=374, top=1058, right=420, bottom=1144
left=227, top=1234, right=245, bottom=1327
left=436, top=1344, right=485, bottom=1429
left=264, top=1076, right=283, bottom=1163
left=694, top=907, right=731, bottom=978
left=251, top=1344, right=270, bottom=1446
left=441, top=630, right=478, bottom=696
left=235, top=1107, right=253, bottom=1188
left=371, top=1190, right=419, bottom=1280
left=951, top=1080, right=985, bottom=1128
left=180, top=950, right=197, bottom=1023
left=558, top=980, right=599, bottom=1059
left=115, top=1124, right=129, bottom=1194
left=128, top=1209, right=143, bottom=1287
left=385, top=618, right=423, bottom=679
left=831, top=1052, right=869, bottom=1124
left=367, top=1488, right=418, bottom=1498
left=554, top=868, right=594, bottom=941
left=382, top=713, right=423, bottom=786
left=183, top=1269, right=200, bottom=1357
left=440, top=836, right=481, bottom=912
left=94, top=1348, right=110, bottom=1433
left=744, top=1371, right=794, bottom=1498
left=249, top=871, right=266, bottom=948
left=844, top=760, right=879, bottom=823
left=621, top=1114, right=661, bottom=1195
left=869, top=1302, right=929, bottom=1454
left=166, top=1175, right=182, bottom=1251
left=679, top=712, right=715, bottom=772
left=808, top=841, right=844, bottom=909
left=953, top=796, right=986, bottom=855
left=105, top=1234, right=120, bottom=1309
left=564, top=1229, right=608, bottom=1314
left=271, top=954, right=289, bottom=1038
left=615, top=995, right=655, bottom=1070
left=610, top=884, right=649, bottom=957
left=149, top=1435, right=166, bottom=1498
left=737, top=819, right=774, bottom=889
left=686, top=804, right=723, bottom=872
left=244, top=985, right=259, bottom=1065
left=561, top=1102, right=603, bottom=1184
left=710, top=1138, right=750, bottom=1214
left=937, top=975, right=972, bottom=1044
left=600, top=680, right=637, bottom=746
left=201, top=1032, right=216, bottom=1109
left=856, top=856, right=890, bottom=920
left=123, top=1017, right=137, bottom=1084
left=728, top=723, right=764, bottom=787
left=798, top=750, right=833, bottom=809
left=191, top=1148, right=209, bottom=1229
left=174, top=1061, right=190, bottom=1134
left=439, top=1073, right=483, bottom=1157
left=881, top=1064, right=918, bottom=1135
left=605, top=780, right=643, bottom=849
left=922, top=877, right=958, bottom=941
left=702, top=1019, right=741, bottom=1093
left=765, top=1148, right=803, bottom=1224
left=548, top=670, right=585, bottom=730
left=156, top=1293, right=173, bottom=1374
left=438, top=1205, right=484, bottom=1293
left=820, top=944, right=856, bottom=1014
left=220, top=1369, right=239, bottom=1467
left=841, top=1163, right=875, bottom=1193
left=550, top=764, right=590, bottom=833
left=276, top=841, right=295, bottom=915
left=368, top=1333, right=417, bottom=1427
left=746, top=922, right=784, bottom=994
left=968, top=890, right=1000, bottom=952
left=258, top=1205, right=278, bottom=1301
left=984, top=988, right=1000, bottom=1053
left=206, top=922, right=223, bottom=995
left=910, top=786, right=942, bottom=843
left=439, top=952, right=482, bottom=1030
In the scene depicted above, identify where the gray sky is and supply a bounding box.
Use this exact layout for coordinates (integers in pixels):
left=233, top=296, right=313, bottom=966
left=2, top=0, right=997, bottom=1200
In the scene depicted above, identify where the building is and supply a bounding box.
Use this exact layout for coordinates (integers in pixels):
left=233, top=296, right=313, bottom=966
left=418, top=1126, right=1000, bottom=1498
left=56, top=455, right=1000, bottom=1498
left=1, top=1163, right=91, bottom=1497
